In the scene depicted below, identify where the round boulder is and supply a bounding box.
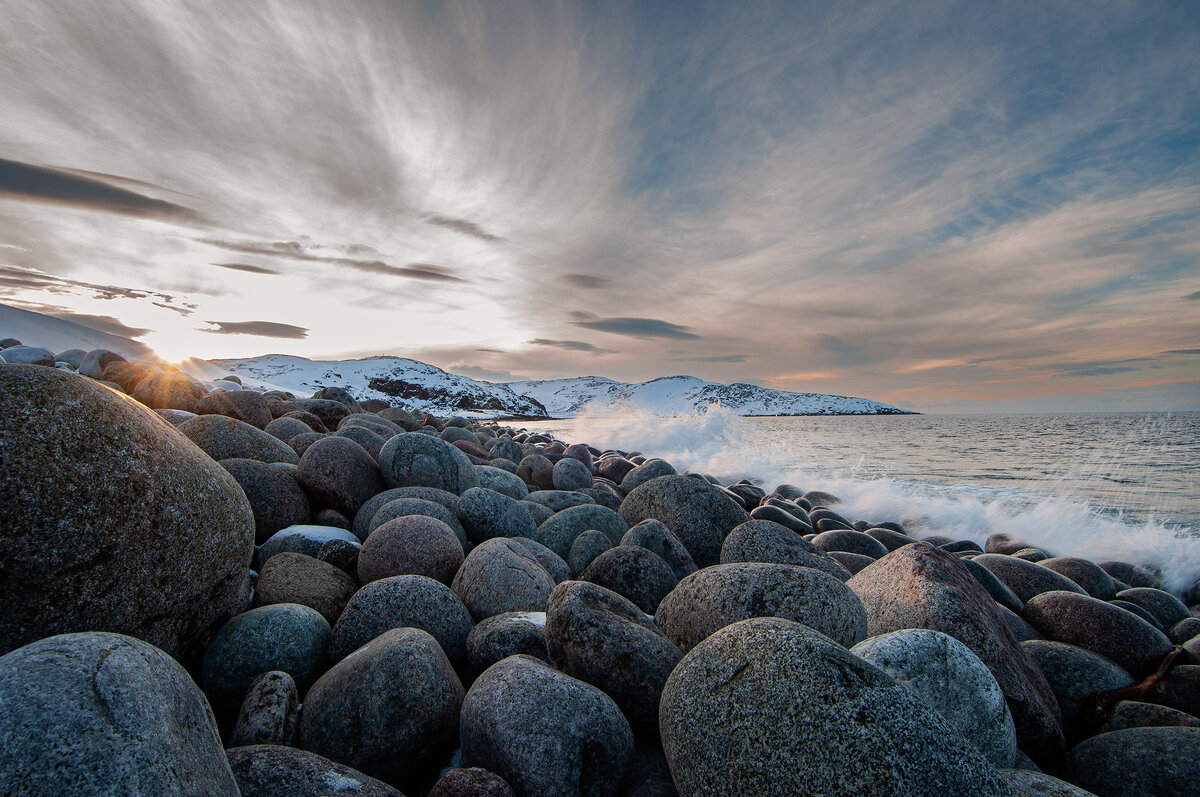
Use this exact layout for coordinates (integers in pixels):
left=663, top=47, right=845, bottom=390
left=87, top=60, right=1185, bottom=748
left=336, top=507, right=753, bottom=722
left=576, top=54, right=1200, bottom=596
left=378, top=432, right=480, bottom=494
left=179, top=413, right=300, bottom=464
left=227, top=744, right=403, bottom=797
left=467, top=611, right=550, bottom=675
left=456, top=486, right=538, bottom=546
left=359, top=515, right=464, bottom=585
left=1021, top=639, right=1135, bottom=741
left=451, top=538, right=557, bottom=621
left=330, top=574, right=474, bottom=665
left=720, top=519, right=853, bottom=581
left=1063, top=727, right=1200, bottom=797
left=619, top=475, right=750, bottom=568
left=221, top=457, right=312, bottom=544
left=296, top=436, right=384, bottom=519
left=535, top=503, right=629, bottom=560
left=253, top=552, right=358, bottom=624
left=581, top=546, right=679, bottom=614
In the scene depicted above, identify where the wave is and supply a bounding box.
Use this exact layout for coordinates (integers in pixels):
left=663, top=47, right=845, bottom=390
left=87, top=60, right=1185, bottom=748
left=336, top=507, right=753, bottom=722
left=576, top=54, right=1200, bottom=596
left=563, top=404, right=1200, bottom=595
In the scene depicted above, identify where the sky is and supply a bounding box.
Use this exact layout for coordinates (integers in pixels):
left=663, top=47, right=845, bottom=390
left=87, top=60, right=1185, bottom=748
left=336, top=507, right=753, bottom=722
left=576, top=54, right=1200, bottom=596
left=0, top=0, right=1197, bottom=413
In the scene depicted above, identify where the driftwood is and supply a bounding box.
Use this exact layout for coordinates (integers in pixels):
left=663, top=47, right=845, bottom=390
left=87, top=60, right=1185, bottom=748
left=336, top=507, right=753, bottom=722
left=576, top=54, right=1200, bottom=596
left=1079, top=645, right=1184, bottom=734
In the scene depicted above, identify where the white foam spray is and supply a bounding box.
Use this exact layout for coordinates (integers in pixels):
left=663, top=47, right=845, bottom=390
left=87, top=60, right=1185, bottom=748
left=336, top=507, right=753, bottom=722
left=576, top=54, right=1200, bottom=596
left=544, top=405, right=1200, bottom=595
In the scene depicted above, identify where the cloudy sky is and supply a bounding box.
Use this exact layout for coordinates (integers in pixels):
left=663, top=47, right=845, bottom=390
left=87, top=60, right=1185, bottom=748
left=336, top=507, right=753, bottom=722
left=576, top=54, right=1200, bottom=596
left=1, top=0, right=1197, bottom=412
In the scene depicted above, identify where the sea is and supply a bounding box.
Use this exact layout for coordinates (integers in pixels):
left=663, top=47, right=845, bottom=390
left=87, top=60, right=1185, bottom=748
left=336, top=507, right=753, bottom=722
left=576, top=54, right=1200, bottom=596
left=517, top=409, right=1200, bottom=594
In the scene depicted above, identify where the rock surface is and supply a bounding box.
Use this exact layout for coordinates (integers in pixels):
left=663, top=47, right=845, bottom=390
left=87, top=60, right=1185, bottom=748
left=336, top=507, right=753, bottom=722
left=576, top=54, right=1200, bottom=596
left=619, top=474, right=750, bottom=567
left=226, top=744, right=405, bottom=797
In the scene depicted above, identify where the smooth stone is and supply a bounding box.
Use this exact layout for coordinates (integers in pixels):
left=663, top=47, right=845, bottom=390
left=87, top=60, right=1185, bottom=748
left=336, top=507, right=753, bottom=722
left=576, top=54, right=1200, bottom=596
left=353, top=486, right=451, bottom=540
left=254, top=551, right=358, bottom=623
left=429, top=768, right=514, bottom=797
left=1110, top=599, right=1166, bottom=632
left=156, top=407, right=198, bottom=426
left=329, top=574, right=473, bottom=665
left=287, top=431, right=326, bottom=458
left=720, top=519, right=853, bottom=581
left=221, top=457, right=312, bottom=544
left=379, top=432, right=480, bottom=494
left=333, top=425, right=385, bottom=460
left=595, top=454, right=637, bottom=484
left=812, top=529, right=889, bottom=558
left=227, top=744, right=404, bottom=797
left=466, top=611, right=550, bottom=675
left=301, top=627, right=464, bottom=785
left=1063, top=727, right=1200, bottom=797
left=1098, top=560, right=1161, bottom=589
left=620, top=519, right=698, bottom=581
left=0, top=366, right=254, bottom=657
left=460, top=655, right=634, bottom=797
left=260, top=524, right=361, bottom=562
left=1012, top=547, right=1050, bottom=562
left=0, top=344, right=54, bottom=365
left=1147, top=664, right=1200, bottom=717
left=180, top=413, right=300, bottom=464
left=619, top=475, right=748, bottom=568
left=296, top=435, right=384, bottom=518
left=314, top=508, right=351, bottom=529
left=522, top=499, right=555, bottom=526
left=748, top=503, right=812, bottom=533
left=848, top=543, right=1065, bottom=763
left=282, top=408, right=329, bottom=433
left=53, top=347, right=86, bottom=368
left=1038, top=557, right=1118, bottom=601
left=368, top=497, right=467, bottom=549
left=229, top=670, right=300, bottom=748
left=974, top=554, right=1088, bottom=603
left=941, top=539, right=985, bottom=553
left=0, top=631, right=238, bottom=795
left=202, top=603, right=331, bottom=712
left=451, top=538, right=556, bottom=621
left=1171, top=616, right=1200, bottom=644
left=1021, top=639, right=1135, bottom=742
left=265, top=415, right=319, bottom=442
left=619, top=458, right=677, bottom=494
left=535, top=503, right=630, bottom=559
left=523, top=490, right=595, bottom=512
left=515, top=453, right=554, bottom=490
left=659, top=618, right=1013, bottom=796
left=962, top=556, right=1025, bottom=614
left=488, top=438, right=523, bottom=463
left=829, top=550, right=877, bottom=574
left=1022, top=590, right=1174, bottom=679
left=581, top=546, right=678, bottom=614
left=579, top=484, right=623, bottom=511
left=1000, top=604, right=1042, bottom=642
left=998, top=769, right=1099, bottom=797
left=286, top=398, right=351, bottom=429
left=851, top=629, right=1017, bottom=768
left=198, top=389, right=274, bottom=428
left=1098, top=699, right=1200, bottom=733
left=131, top=371, right=207, bottom=412
left=508, top=536, right=571, bottom=583
left=657, top=562, right=868, bottom=652
left=551, top=456, right=593, bottom=491
left=456, top=487, right=538, bottom=546
left=476, top=465, right=528, bottom=498
left=568, top=529, right=614, bottom=576
left=359, top=515, right=464, bottom=586
left=1114, top=587, right=1191, bottom=629
left=545, top=580, right=683, bottom=730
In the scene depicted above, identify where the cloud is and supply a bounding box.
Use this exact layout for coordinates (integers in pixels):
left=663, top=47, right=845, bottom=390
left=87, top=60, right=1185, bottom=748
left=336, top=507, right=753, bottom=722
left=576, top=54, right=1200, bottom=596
left=427, top=215, right=503, bottom=242
left=571, top=316, right=700, bottom=340
left=0, top=265, right=188, bottom=305
left=1162, top=348, right=1200, bottom=355
left=689, top=353, right=749, bottom=363
left=1185, top=291, right=1200, bottom=300
left=527, top=338, right=617, bottom=355
left=198, top=239, right=466, bottom=282
left=211, top=262, right=282, bottom=275
left=201, top=320, right=309, bottom=339
left=0, top=158, right=203, bottom=223
left=2, top=301, right=153, bottom=338
left=562, top=274, right=611, bottom=289
left=446, top=364, right=526, bottom=382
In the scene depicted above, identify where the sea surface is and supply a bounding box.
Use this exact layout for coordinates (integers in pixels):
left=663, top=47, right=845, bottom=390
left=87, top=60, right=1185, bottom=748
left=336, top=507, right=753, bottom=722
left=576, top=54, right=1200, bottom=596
left=517, top=410, right=1200, bottom=592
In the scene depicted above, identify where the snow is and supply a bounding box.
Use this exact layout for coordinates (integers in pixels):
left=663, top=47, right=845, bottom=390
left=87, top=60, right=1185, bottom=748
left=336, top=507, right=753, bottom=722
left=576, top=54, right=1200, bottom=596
left=0, top=302, right=156, bottom=361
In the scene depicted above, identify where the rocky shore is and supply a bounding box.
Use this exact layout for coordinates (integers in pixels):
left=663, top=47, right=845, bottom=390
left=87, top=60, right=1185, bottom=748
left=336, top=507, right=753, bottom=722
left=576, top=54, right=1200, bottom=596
left=2, top=345, right=1199, bottom=796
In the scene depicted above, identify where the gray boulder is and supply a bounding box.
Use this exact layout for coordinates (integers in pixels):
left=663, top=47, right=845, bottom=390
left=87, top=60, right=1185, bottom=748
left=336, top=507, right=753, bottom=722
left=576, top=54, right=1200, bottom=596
left=452, top=538, right=557, bottom=621
left=180, top=413, right=300, bottom=464
left=659, top=618, right=1013, bottom=796
left=536, top=503, right=630, bottom=559
left=227, top=744, right=404, bottom=797
left=379, top=432, right=480, bottom=494
left=568, top=529, right=613, bottom=576
left=260, top=524, right=361, bottom=562
left=552, top=456, right=593, bottom=491
left=368, top=496, right=467, bottom=549
left=998, top=769, right=1098, bottom=796
left=229, top=670, right=300, bottom=748
left=1115, top=587, right=1191, bottom=629
left=0, top=631, right=238, bottom=795
left=0, top=366, right=254, bottom=658
left=973, top=554, right=1087, bottom=603
left=476, top=465, right=529, bottom=498
left=720, top=519, right=853, bottom=581
left=456, top=487, right=539, bottom=546
left=619, top=475, right=749, bottom=567
left=296, top=435, right=384, bottom=518
left=1063, top=726, right=1200, bottom=797
left=620, top=519, right=698, bottom=581
left=221, top=457, right=312, bottom=544
left=581, top=546, right=679, bottom=614
left=467, top=612, right=550, bottom=675
left=1022, top=639, right=1135, bottom=741
left=253, top=551, right=358, bottom=623
left=460, top=655, right=634, bottom=797
left=359, top=515, right=464, bottom=586
left=657, top=562, right=868, bottom=652
left=329, top=574, right=474, bottom=665
left=1038, top=557, right=1117, bottom=601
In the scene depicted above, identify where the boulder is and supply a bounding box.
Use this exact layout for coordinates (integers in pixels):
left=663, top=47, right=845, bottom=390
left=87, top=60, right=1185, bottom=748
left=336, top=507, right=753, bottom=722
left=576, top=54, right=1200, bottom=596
left=359, top=515, right=464, bottom=586
left=1021, top=639, right=1135, bottom=742
left=552, top=457, right=593, bottom=491
left=657, top=562, right=867, bottom=652
left=0, top=631, right=238, bottom=795
left=811, top=529, right=889, bottom=559
left=229, top=670, right=300, bottom=748
left=568, top=529, right=613, bottom=576
left=619, top=475, right=749, bottom=567
left=659, top=618, right=1013, bottom=796
left=467, top=611, right=550, bottom=675
left=720, top=519, right=853, bottom=581
left=0, top=365, right=253, bottom=658
left=379, top=432, right=480, bottom=494
left=535, top=503, right=629, bottom=559
left=1114, top=587, right=1191, bottom=629
left=227, top=744, right=404, bottom=797
left=329, top=574, right=473, bottom=666
left=451, top=538, right=557, bottom=621
left=429, top=768, right=514, bottom=797
left=974, top=554, right=1088, bottom=603
left=1098, top=699, right=1200, bottom=733
left=367, top=496, right=467, bottom=549
left=253, top=552, right=358, bottom=624
left=460, top=655, right=634, bottom=797
left=179, top=413, right=300, bottom=464
left=997, top=769, right=1099, bottom=797
left=620, top=519, right=698, bottom=581
left=847, top=543, right=1064, bottom=763
left=476, top=465, right=529, bottom=499
left=1063, top=727, right=1200, bottom=797
left=198, top=389, right=274, bottom=428
left=296, top=436, right=384, bottom=518
left=456, top=487, right=539, bottom=546
left=260, top=524, right=361, bottom=562
left=220, top=458, right=312, bottom=544
left=1038, top=557, right=1117, bottom=601
left=581, top=546, right=679, bottom=614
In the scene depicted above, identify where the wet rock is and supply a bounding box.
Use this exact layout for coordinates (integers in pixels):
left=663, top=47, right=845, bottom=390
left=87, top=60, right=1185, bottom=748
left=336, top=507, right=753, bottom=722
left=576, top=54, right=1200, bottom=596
left=302, top=627, right=464, bottom=785
left=221, top=457, right=312, bottom=544
left=1021, top=639, right=1135, bottom=742
left=941, top=539, right=984, bottom=554
left=202, top=603, right=331, bottom=712
left=620, top=519, right=698, bottom=581
left=546, top=580, right=682, bottom=730
left=460, top=655, right=634, bottom=797
left=659, top=618, right=1014, bottom=796
left=974, top=554, right=1088, bottom=603
left=720, top=519, right=853, bottom=581
left=847, top=543, right=1065, bottom=763
left=456, top=487, right=539, bottom=546
left=851, top=629, right=1017, bottom=768
left=657, top=562, right=868, bottom=652
left=1039, top=557, right=1118, bottom=601
left=296, top=435, right=384, bottom=518
left=429, top=768, right=514, bottom=797
left=180, top=413, right=300, bottom=464
left=1115, top=587, right=1191, bottom=629
left=227, top=744, right=404, bottom=797
left=749, top=503, right=813, bottom=533
left=568, top=529, right=613, bottom=576
left=198, top=389, right=274, bottom=429
left=1098, top=560, right=1161, bottom=589
left=552, top=456, right=593, bottom=491
left=535, top=503, right=630, bottom=559
left=229, top=670, right=300, bottom=748
left=467, top=611, right=550, bottom=674
left=812, top=529, right=889, bottom=558
left=1023, top=590, right=1174, bottom=679
left=1063, top=727, right=1200, bottom=797
left=359, top=515, right=464, bottom=586
left=0, top=631, right=238, bottom=796
left=0, top=366, right=254, bottom=657
left=1098, top=699, right=1200, bottom=733
left=452, top=538, right=557, bottom=621
left=961, top=556, right=1025, bottom=614
left=329, top=574, right=473, bottom=666
left=379, top=432, right=480, bottom=494
left=581, top=546, right=679, bottom=614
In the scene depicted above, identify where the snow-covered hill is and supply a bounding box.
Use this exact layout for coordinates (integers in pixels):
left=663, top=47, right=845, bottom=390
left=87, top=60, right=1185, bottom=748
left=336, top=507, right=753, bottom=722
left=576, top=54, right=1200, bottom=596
left=0, top=303, right=156, bottom=360
left=210, top=354, right=549, bottom=419
left=507, top=374, right=911, bottom=416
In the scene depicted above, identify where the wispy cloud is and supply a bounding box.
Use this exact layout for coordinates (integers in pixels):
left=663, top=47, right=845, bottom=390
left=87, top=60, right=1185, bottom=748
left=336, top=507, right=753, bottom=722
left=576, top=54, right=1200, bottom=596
left=201, top=320, right=309, bottom=339
left=0, top=158, right=204, bottom=223
left=211, top=262, right=282, bottom=276
left=427, top=215, right=503, bottom=242
left=562, top=274, right=611, bottom=289
left=198, top=238, right=466, bottom=282
left=571, top=314, right=700, bottom=340
left=528, top=338, right=617, bottom=354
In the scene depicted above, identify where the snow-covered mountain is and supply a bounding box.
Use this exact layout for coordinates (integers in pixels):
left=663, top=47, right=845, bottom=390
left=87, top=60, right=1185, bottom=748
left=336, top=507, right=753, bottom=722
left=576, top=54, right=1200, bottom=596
left=0, top=303, right=156, bottom=361
left=507, top=374, right=911, bottom=416
left=209, top=354, right=549, bottom=418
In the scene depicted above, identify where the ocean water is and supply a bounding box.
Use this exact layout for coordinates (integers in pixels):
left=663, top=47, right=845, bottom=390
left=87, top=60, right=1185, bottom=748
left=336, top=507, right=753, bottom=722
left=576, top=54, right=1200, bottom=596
left=517, top=409, right=1200, bottom=594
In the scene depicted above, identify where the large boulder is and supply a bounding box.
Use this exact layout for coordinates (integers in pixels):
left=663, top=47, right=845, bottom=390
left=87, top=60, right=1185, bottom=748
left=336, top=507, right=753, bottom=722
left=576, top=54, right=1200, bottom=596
left=580, top=546, right=678, bottom=614
left=179, top=413, right=300, bottom=464
left=0, top=632, right=238, bottom=795
left=973, top=554, right=1088, bottom=604
left=296, top=436, right=384, bottom=518
left=0, top=365, right=254, bottom=658
left=659, top=618, right=1013, bottom=796
left=1021, top=639, right=1135, bottom=742
left=535, top=504, right=629, bottom=559
left=720, top=519, right=853, bottom=581
left=619, top=475, right=750, bottom=568
left=656, top=562, right=867, bottom=652
left=220, top=458, right=311, bottom=544
left=1062, top=727, right=1200, bottom=797
left=378, top=432, right=479, bottom=494
left=460, top=655, right=634, bottom=797
left=847, top=542, right=1064, bottom=763
left=452, top=538, right=557, bottom=621
left=227, top=745, right=404, bottom=797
